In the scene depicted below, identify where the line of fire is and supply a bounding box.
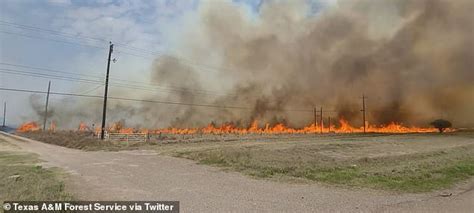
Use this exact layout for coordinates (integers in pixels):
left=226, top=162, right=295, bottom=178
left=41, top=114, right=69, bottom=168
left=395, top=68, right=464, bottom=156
left=17, top=117, right=450, bottom=136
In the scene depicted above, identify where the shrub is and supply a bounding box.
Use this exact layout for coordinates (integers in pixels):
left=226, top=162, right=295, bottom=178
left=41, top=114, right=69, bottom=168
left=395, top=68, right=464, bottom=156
left=430, top=119, right=452, bottom=133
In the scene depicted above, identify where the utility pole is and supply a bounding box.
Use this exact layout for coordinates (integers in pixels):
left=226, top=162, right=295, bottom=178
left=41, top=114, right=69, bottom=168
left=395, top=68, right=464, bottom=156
left=320, top=107, right=323, bottom=134
left=43, top=81, right=51, bottom=131
left=361, top=94, right=367, bottom=133
left=101, top=42, right=114, bottom=140
left=2, top=102, right=6, bottom=127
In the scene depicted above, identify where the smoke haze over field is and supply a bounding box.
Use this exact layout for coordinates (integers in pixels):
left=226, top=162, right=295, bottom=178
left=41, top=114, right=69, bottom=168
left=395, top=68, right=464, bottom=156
left=29, top=0, right=474, bottom=129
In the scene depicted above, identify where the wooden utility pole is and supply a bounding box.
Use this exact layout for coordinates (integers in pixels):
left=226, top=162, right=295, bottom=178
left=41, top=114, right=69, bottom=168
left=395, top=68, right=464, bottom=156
left=361, top=94, right=367, bottom=133
left=2, top=102, right=6, bottom=127
left=43, top=81, right=51, bottom=131
left=320, top=107, right=323, bottom=134
left=101, top=42, right=114, bottom=140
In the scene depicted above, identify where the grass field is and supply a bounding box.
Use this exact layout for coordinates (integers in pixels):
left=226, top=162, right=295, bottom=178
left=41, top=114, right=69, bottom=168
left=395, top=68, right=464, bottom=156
left=156, top=132, right=474, bottom=192
left=16, top=131, right=474, bottom=192
left=0, top=138, right=73, bottom=201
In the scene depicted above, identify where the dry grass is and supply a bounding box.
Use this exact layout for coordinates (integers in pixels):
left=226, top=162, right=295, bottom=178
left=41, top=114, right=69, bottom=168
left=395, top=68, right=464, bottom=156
left=163, top=132, right=474, bottom=192
left=17, top=131, right=148, bottom=151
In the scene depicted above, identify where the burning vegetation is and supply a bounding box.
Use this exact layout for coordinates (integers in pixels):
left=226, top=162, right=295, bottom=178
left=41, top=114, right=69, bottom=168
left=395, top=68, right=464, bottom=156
left=16, top=122, right=40, bottom=132
left=17, top=119, right=445, bottom=135
left=153, top=119, right=441, bottom=134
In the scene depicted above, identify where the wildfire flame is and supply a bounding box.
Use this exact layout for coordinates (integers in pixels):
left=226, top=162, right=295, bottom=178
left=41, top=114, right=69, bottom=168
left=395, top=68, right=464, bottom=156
left=118, top=128, right=135, bottom=134
left=17, top=122, right=40, bottom=132
left=50, top=121, right=57, bottom=132
left=78, top=122, right=90, bottom=131
left=148, top=119, right=442, bottom=134
left=17, top=119, right=448, bottom=135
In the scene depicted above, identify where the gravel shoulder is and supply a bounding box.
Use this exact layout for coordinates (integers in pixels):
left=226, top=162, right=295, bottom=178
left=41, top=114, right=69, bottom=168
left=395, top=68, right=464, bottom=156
left=1, top=132, right=473, bottom=212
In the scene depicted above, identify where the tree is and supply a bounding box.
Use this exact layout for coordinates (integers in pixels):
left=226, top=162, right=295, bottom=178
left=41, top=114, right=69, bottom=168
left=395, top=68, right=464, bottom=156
left=430, top=119, right=452, bottom=133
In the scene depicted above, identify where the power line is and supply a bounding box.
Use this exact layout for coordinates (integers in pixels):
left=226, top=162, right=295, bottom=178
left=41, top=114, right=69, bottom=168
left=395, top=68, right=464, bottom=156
left=0, top=62, right=178, bottom=89
left=0, top=31, right=236, bottom=95
left=0, top=70, right=189, bottom=97
left=0, top=67, right=101, bottom=82
left=79, top=85, right=103, bottom=95
left=0, top=63, right=255, bottom=97
left=0, top=20, right=172, bottom=61
left=0, top=30, right=107, bottom=50
left=0, top=62, right=104, bottom=78
left=0, top=69, right=337, bottom=113
left=0, top=20, right=254, bottom=75
left=0, top=20, right=106, bottom=43
left=0, top=87, right=317, bottom=112
left=0, top=68, right=103, bottom=84
left=0, top=67, right=238, bottom=97
left=0, top=22, right=340, bottom=112
left=0, top=20, right=162, bottom=55
left=0, top=20, right=184, bottom=58
left=1, top=23, right=253, bottom=90
left=0, top=21, right=341, bottom=114
left=0, top=70, right=225, bottom=99
left=0, top=87, right=254, bottom=110
left=0, top=62, right=216, bottom=93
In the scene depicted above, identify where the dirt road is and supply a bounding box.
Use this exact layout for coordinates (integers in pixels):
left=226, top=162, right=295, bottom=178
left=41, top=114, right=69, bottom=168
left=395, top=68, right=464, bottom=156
left=1, top=132, right=472, bottom=212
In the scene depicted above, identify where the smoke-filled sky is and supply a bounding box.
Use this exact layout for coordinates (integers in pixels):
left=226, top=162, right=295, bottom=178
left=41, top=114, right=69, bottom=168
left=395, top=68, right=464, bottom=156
left=1, top=0, right=473, bottom=129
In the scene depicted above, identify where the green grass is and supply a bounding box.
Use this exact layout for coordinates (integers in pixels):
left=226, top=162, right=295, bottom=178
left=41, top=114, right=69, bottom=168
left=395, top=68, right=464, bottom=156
left=174, top=144, right=474, bottom=193
left=0, top=151, right=73, bottom=201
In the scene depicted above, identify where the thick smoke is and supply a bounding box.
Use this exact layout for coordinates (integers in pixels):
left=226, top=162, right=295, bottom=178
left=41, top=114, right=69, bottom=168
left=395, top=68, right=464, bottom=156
left=30, top=0, right=474, bottom=129
left=149, top=0, right=474, bottom=127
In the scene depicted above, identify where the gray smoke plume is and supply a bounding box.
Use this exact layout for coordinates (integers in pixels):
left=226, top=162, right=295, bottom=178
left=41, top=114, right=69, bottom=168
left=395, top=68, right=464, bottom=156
left=29, top=0, right=474, bottom=129
left=149, top=0, right=474, bottom=128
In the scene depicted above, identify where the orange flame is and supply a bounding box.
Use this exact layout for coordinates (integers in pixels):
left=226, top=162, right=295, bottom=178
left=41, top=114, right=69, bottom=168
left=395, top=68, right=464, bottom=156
left=49, top=121, right=57, bottom=132
left=109, top=122, right=124, bottom=132
left=118, top=128, right=135, bottom=134
left=148, top=119, right=442, bottom=135
left=78, top=122, right=90, bottom=131
left=18, top=118, right=448, bottom=135
left=95, top=126, right=101, bottom=135
left=17, top=122, right=40, bottom=132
